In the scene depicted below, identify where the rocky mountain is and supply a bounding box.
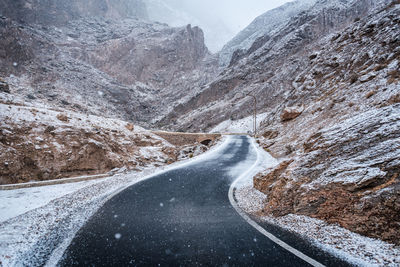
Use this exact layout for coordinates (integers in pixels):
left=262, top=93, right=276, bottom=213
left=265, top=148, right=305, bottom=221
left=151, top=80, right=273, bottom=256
left=219, top=0, right=318, bottom=66
left=154, top=0, right=400, bottom=244
left=0, top=0, right=220, bottom=184
left=159, top=0, right=390, bottom=131
left=0, top=0, right=399, bottom=248
left=0, top=0, right=218, bottom=127
left=0, top=0, right=148, bottom=25
left=251, top=1, right=400, bottom=244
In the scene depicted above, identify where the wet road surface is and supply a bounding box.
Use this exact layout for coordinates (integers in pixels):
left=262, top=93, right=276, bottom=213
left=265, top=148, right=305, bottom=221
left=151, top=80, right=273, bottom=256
left=60, top=136, right=351, bottom=266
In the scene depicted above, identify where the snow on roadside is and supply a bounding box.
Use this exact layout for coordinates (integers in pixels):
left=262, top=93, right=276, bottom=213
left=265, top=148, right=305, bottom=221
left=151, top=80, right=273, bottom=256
left=0, top=102, right=146, bottom=134
left=0, top=179, right=104, bottom=223
left=210, top=112, right=269, bottom=134
left=0, top=136, right=228, bottom=266
left=229, top=137, right=278, bottom=187
left=265, top=214, right=400, bottom=267
left=0, top=171, right=140, bottom=266
left=233, top=140, right=400, bottom=267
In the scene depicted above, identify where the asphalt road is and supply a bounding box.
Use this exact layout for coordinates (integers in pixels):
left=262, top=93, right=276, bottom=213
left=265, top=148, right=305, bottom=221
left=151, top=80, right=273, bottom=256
left=59, top=136, right=351, bottom=266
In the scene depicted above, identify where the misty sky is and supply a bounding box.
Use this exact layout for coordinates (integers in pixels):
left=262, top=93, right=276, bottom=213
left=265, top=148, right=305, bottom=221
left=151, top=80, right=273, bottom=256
left=178, top=0, right=294, bottom=31
left=149, top=0, right=294, bottom=52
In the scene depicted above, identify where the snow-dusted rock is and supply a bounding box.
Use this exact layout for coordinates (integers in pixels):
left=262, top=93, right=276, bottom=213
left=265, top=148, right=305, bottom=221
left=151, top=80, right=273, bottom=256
left=280, top=105, right=304, bottom=121
left=255, top=104, right=400, bottom=245
left=0, top=102, right=181, bottom=185
left=0, top=0, right=148, bottom=25
left=219, top=0, right=318, bottom=66
left=162, top=0, right=393, bottom=132
left=0, top=4, right=217, bottom=129
left=0, top=78, right=9, bottom=93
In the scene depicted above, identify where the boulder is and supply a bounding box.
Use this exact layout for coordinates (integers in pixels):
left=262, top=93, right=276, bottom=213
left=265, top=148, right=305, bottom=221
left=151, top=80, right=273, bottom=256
left=125, top=123, right=134, bottom=131
left=56, top=113, right=69, bottom=122
left=280, top=105, right=304, bottom=121
left=262, top=130, right=279, bottom=139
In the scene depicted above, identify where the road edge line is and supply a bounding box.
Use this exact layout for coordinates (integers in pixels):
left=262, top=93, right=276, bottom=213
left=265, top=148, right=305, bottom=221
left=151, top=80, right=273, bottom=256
left=228, top=137, right=325, bottom=267
left=46, top=136, right=233, bottom=266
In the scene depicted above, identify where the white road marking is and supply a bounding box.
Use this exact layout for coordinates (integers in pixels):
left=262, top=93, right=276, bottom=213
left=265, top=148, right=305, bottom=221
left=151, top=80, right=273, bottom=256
left=228, top=137, right=325, bottom=267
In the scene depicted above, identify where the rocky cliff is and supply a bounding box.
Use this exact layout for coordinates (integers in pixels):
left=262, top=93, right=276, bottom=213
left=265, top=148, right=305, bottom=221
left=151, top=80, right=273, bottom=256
left=145, top=0, right=234, bottom=53
left=1, top=0, right=399, bottom=246
left=219, top=0, right=317, bottom=66
left=0, top=0, right=148, bottom=25
left=0, top=1, right=217, bottom=127
left=252, top=1, right=400, bottom=244
left=158, top=0, right=388, bottom=131
left=156, top=0, right=400, bottom=245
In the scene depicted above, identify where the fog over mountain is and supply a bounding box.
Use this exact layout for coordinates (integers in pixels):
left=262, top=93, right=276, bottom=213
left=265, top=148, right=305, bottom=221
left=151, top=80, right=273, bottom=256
left=147, top=0, right=294, bottom=52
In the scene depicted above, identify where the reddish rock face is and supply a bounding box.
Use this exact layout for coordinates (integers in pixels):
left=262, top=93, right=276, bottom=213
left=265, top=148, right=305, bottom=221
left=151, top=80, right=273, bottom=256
left=56, top=113, right=69, bottom=122
left=0, top=105, right=184, bottom=185
left=255, top=105, right=400, bottom=245
left=125, top=123, right=134, bottom=131
left=280, top=106, right=304, bottom=122
left=389, top=93, right=400, bottom=104
left=0, top=10, right=216, bottom=129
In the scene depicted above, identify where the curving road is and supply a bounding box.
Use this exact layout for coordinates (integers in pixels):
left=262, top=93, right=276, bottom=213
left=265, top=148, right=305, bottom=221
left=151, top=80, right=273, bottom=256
left=59, top=136, right=350, bottom=266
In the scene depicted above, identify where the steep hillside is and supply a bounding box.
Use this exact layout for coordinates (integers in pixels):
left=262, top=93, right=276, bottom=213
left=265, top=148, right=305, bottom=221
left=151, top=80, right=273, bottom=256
left=159, top=0, right=390, bottom=131
left=253, top=2, right=400, bottom=245
left=0, top=4, right=218, bottom=127
left=219, top=0, right=317, bottom=66
left=0, top=91, right=220, bottom=185
left=0, top=0, right=148, bottom=25
left=155, top=0, right=400, bottom=245
left=0, top=0, right=220, bottom=184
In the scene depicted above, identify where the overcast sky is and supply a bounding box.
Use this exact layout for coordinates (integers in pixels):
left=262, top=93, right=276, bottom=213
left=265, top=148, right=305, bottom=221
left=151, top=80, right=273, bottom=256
left=176, top=0, right=294, bottom=31
left=149, top=0, right=294, bottom=52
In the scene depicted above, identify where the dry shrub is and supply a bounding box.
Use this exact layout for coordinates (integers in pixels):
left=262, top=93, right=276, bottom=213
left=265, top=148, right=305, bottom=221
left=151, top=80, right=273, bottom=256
left=366, top=91, right=377, bottom=99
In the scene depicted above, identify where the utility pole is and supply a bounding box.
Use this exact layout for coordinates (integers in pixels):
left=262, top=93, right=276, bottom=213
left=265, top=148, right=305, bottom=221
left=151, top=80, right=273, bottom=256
left=246, top=93, right=257, bottom=137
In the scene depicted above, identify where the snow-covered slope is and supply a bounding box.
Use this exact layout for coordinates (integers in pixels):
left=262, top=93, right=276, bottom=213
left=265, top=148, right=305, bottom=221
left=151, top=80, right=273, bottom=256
left=0, top=11, right=217, bottom=128
left=0, top=92, right=220, bottom=185
left=210, top=113, right=269, bottom=134
left=219, top=0, right=318, bottom=65
left=0, top=0, right=148, bottom=25
left=157, top=0, right=400, bottom=246
left=163, top=0, right=389, bottom=132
